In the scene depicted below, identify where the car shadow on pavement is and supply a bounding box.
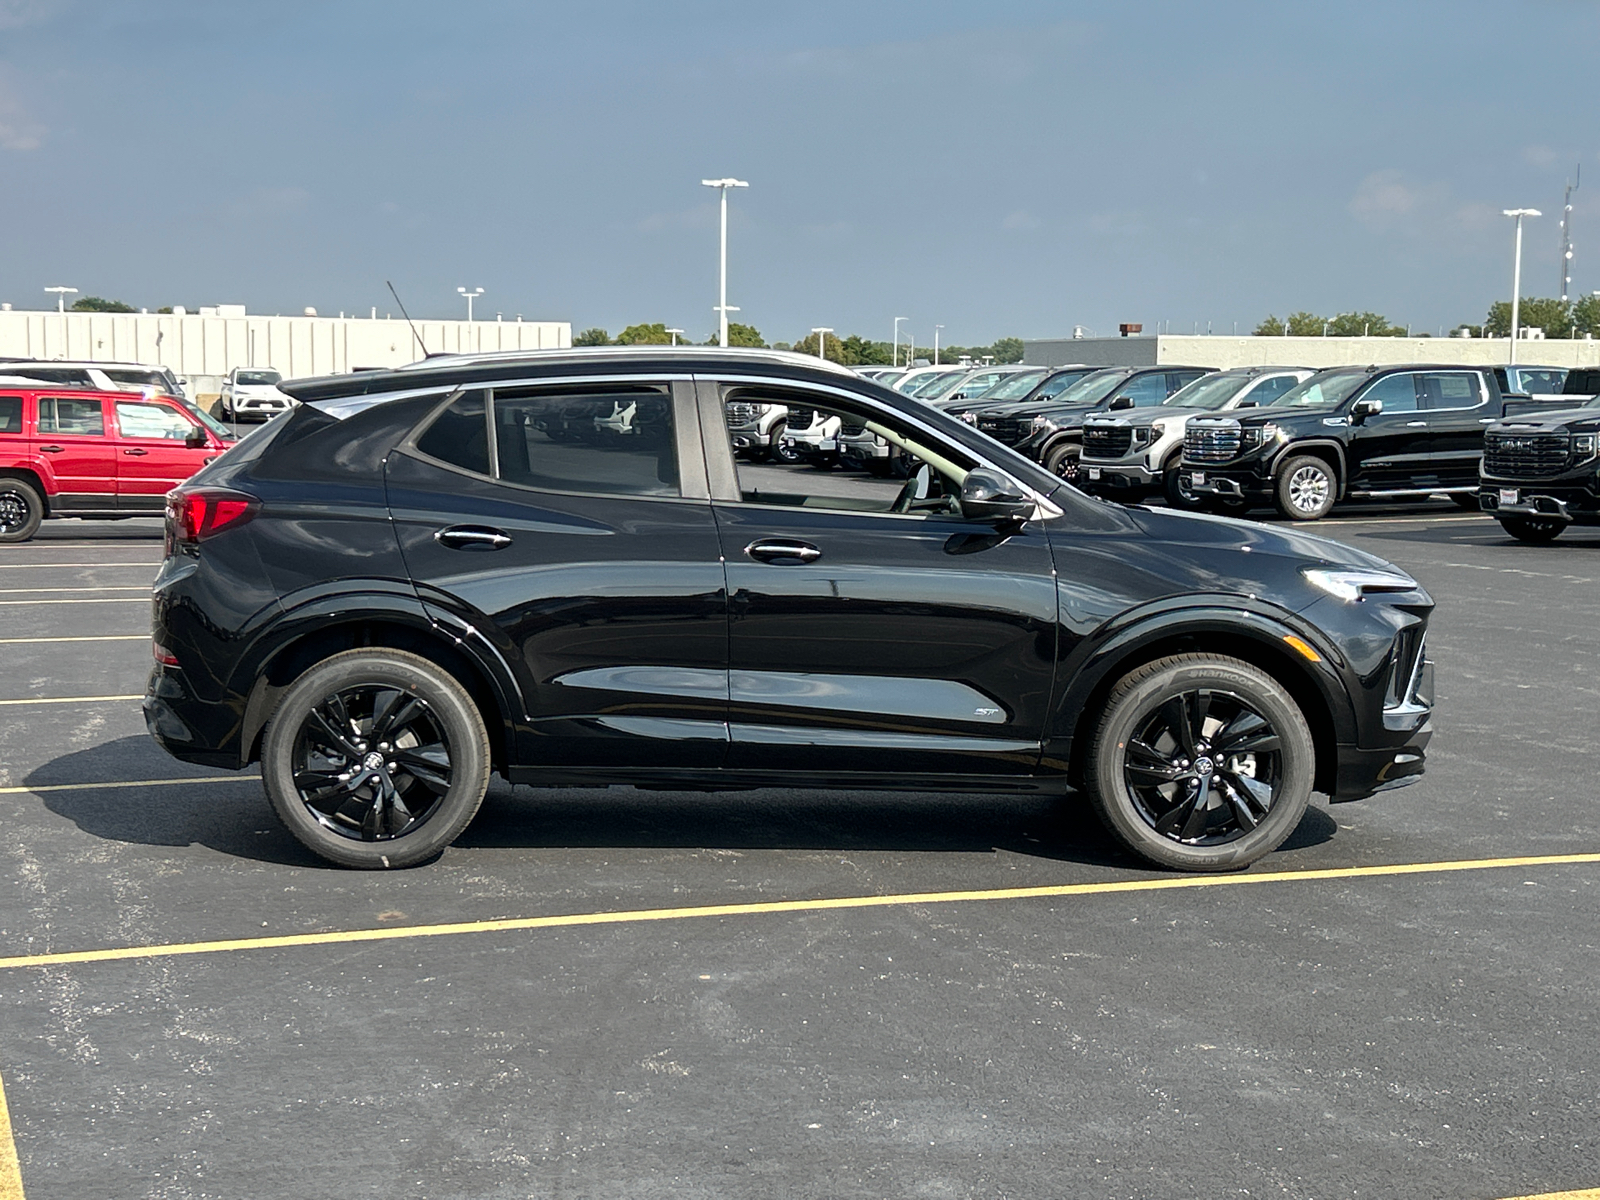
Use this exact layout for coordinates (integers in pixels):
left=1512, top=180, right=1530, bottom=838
left=31, top=736, right=1338, bottom=870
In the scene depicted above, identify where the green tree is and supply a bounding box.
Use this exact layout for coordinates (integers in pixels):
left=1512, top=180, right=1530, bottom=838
left=71, top=296, right=136, bottom=313
left=1327, top=311, right=1405, bottom=337
left=615, top=322, right=676, bottom=345
left=572, top=327, right=611, bottom=346
left=989, top=336, right=1024, bottom=364
left=838, top=335, right=892, bottom=365
left=1572, top=294, right=1600, bottom=339
left=1284, top=311, right=1325, bottom=336
left=1486, top=297, right=1573, bottom=339
left=703, top=322, right=766, bottom=347
left=1253, top=315, right=1286, bottom=336
left=791, top=331, right=847, bottom=363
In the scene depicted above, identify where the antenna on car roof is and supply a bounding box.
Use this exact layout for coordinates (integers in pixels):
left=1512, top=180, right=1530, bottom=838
left=386, top=281, right=438, bottom=359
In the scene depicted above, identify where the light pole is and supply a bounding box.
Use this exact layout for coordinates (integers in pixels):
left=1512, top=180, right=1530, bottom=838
left=892, top=316, right=907, bottom=367
left=45, top=286, right=77, bottom=312
left=811, top=327, right=833, bottom=362
left=1502, top=208, right=1541, bottom=363
left=665, top=327, right=684, bottom=346
left=457, top=286, right=483, bottom=322
left=701, top=177, right=749, bottom=347
left=934, top=324, right=943, bottom=365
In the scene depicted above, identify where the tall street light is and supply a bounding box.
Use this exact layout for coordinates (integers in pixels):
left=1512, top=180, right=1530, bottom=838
left=811, top=327, right=833, bottom=362
left=934, top=324, right=944, bottom=365
left=665, top=327, right=684, bottom=346
left=702, top=177, right=749, bottom=347
left=457, top=286, right=483, bottom=322
left=1502, top=208, right=1541, bottom=363
left=892, top=316, right=908, bottom=367
left=45, top=286, right=77, bottom=312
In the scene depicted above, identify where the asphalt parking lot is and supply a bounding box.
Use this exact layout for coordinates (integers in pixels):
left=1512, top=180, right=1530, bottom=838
left=1, top=505, right=1597, bottom=1200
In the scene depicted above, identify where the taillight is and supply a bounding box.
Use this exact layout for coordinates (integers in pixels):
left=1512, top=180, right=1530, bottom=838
left=166, top=487, right=259, bottom=546
left=152, top=641, right=180, bottom=667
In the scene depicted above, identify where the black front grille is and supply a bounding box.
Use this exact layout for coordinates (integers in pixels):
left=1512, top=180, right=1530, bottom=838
left=725, top=402, right=760, bottom=426
left=977, top=417, right=1028, bottom=445
left=1484, top=431, right=1571, bottom=478
left=839, top=420, right=866, bottom=437
left=787, top=408, right=818, bottom=431
left=1185, top=423, right=1241, bottom=464
left=1083, top=425, right=1132, bottom=458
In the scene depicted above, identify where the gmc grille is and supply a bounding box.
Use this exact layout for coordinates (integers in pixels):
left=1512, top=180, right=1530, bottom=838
left=1185, top=423, right=1241, bottom=464
left=725, top=402, right=760, bottom=426
left=839, top=420, right=866, bottom=437
left=787, top=408, right=818, bottom=431
left=1083, top=426, right=1132, bottom=458
left=977, top=417, right=1028, bottom=445
left=1484, top=431, right=1571, bottom=479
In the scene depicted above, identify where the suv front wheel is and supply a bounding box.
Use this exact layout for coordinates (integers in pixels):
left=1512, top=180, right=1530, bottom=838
left=261, top=648, right=491, bottom=869
left=1085, top=654, right=1314, bottom=871
left=1498, top=516, right=1563, bottom=544
left=1274, top=455, right=1337, bottom=520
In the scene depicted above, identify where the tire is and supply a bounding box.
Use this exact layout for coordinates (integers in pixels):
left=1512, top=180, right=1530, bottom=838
left=1451, top=492, right=1482, bottom=511
left=260, top=648, right=491, bottom=869
left=1043, top=441, right=1080, bottom=484
left=1499, top=516, right=1564, bottom=544
left=1273, top=455, right=1337, bottom=521
left=1085, top=653, right=1315, bottom=872
left=770, top=424, right=800, bottom=465
left=1162, top=462, right=1205, bottom=510
left=0, top=478, right=43, bottom=543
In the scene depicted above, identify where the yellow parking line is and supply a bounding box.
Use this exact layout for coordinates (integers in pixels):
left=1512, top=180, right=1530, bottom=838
left=0, top=776, right=252, bottom=796
left=1497, top=1190, right=1600, bottom=1199
left=0, top=696, right=143, bottom=707
left=0, top=636, right=148, bottom=645
left=0, top=1072, right=22, bottom=1200
left=2, top=851, right=1596, bottom=973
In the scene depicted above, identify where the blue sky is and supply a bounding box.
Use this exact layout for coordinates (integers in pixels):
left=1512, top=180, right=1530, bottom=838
left=0, top=0, right=1593, bottom=344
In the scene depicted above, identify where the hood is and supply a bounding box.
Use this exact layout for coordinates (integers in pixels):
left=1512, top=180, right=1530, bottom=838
left=1086, top=405, right=1208, bottom=428
left=1491, top=405, right=1600, bottom=433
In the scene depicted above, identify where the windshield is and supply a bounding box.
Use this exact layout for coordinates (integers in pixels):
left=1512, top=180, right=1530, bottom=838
left=181, top=401, right=234, bottom=439
left=103, top=368, right=170, bottom=391
left=237, top=370, right=282, bottom=386
left=1047, top=369, right=1130, bottom=408
left=905, top=371, right=962, bottom=397
left=979, top=369, right=1047, bottom=400
left=919, top=372, right=979, bottom=400
left=1032, top=368, right=1098, bottom=400
left=1268, top=371, right=1370, bottom=409
left=1161, top=374, right=1250, bottom=412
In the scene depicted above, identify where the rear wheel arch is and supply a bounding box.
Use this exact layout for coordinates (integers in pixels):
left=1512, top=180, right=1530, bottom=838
left=1060, top=622, right=1347, bottom=797
left=0, top=467, right=50, bottom=516
left=240, top=618, right=514, bottom=773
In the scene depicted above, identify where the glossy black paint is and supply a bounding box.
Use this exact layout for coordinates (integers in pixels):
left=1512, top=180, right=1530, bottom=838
left=145, top=349, right=1434, bottom=808
left=1478, top=400, right=1600, bottom=526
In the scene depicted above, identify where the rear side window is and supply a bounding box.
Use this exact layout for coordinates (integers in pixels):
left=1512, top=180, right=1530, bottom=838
left=492, top=385, right=677, bottom=497
left=37, top=396, right=105, bottom=436
left=0, top=395, right=21, bottom=434
left=415, top=391, right=490, bottom=476
left=1417, top=372, right=1482, bottom=411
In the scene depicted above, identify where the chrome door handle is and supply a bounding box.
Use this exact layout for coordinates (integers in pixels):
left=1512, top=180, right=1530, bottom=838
left=745, top=539, right=822, bottom=564
left=123, top=448, right=149, bottom=456
left=434, top=525, right=512, bottom=550
left=1405, top=421, right=1427, bottom=427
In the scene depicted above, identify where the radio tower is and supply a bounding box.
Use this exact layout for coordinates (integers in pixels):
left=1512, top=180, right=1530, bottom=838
left=1559, top=165, right=1579, bottom=302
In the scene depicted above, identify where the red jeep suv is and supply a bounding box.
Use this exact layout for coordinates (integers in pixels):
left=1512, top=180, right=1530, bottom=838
left=0, top=384, right=234, bottom=541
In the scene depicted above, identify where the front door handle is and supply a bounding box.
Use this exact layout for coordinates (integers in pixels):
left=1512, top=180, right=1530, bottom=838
left=38, top=444, right=63, bottom=453
left=745, top=539, right=822, bottom=565
left=123, top=447, right=149, bottom=456
left=434, top=525, right=512, bottom=550
left=1405, top=421, right=1427, bottom=427
left=1480, top=417, right=1495, bottom=423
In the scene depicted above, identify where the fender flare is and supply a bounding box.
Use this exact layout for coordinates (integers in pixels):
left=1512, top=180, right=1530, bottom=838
left=1269, top=439, right=1348, bottom=498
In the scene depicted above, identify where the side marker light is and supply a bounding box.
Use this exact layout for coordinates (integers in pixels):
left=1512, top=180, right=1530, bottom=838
left=1283, top=634, right=1322, bottom=663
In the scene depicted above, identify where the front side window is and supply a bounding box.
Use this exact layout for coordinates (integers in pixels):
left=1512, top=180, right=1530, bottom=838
left=116, top=401, right=197, bottom=440
left=1113, top=373, right=1172, bottom=406
left=1417, top=372, right=1483, bottom=411
left=725, top=388, right=976, bottom=517
left=1033, top=368, right=1096, bottom=400
left=37, top=396, right=104, bottom=436
left=0, top=395, right=21, bottom=435
left=1358, top=373, right=1420, bottom=413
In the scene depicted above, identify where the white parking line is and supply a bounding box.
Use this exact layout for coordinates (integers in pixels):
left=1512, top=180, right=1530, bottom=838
left=0, top=586, right=149, bottom=594
left=0, top=635, right=148, bottom=645
left=0, top=598, right=149, bottom=606
left=1316, top=515, right=1487, bottom=527
left=0, top=775, right=252, bottom=796
left=0, top=695, right=143, bottom=706
left=0, top=562, right=158, bottom=570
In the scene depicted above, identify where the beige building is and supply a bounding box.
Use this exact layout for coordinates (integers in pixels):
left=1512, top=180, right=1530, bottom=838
left=1024, top=333, right=1600, bottom=371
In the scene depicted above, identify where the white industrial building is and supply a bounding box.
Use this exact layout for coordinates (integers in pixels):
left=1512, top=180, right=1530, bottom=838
left=0, top=306, right=571, bottom=400
left=1024, top=333, right=1600, bottom=371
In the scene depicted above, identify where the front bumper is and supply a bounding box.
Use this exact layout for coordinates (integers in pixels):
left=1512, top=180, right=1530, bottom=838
left=838, top=432, right=890, bottom=461
left=1478, top=478, right=1600, bottom=524
left=1080, top=458, right=1160, bottom=490
left=729, top=423, right=775, bottom=451
left=1181, top=460, right=1274, bottom=501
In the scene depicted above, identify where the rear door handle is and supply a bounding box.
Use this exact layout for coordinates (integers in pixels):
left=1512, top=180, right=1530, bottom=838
left=38, top=444, right=63, bottom=453
left=745, top=539, right=822, bottom=564
left=434, top=525, right=512, bottom=550
left=123, top=448, right=149, bottom=456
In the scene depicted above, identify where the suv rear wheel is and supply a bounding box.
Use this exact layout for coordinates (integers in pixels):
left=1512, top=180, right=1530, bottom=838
left=1085, top=654, right=1314, bottom=871
left=0, top=478, right=43, bottom=543
left=261, top=648, right=491, bottom=869
left=1273, top=455, right=1336, bottom=520
left=1498, top=516, right=1564, bottom=544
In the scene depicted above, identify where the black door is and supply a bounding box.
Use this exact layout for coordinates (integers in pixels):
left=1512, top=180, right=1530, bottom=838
left=386, top=382, right=730, bottom=770
left=1417, top=370, right=1496, bottom=489
left=1346, top=373, right=1432, bottom=492
left=697, top=378, right=1059, bottom=778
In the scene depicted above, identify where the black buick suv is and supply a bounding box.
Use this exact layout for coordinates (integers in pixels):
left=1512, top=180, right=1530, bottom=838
left=145, top=348, right=1435, bottom=873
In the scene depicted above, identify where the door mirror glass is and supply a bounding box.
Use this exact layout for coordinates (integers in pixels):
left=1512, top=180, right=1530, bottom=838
left=1350, top=397, right=1383, bottom=423
left=959, top=468, right=1031, bottom=523
left=1107, top=395, right=1134, bottom=411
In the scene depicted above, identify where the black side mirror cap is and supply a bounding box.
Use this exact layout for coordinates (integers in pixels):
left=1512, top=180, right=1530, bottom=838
left=185, top=427, right=207, bottom=448
left=1350, top=397, right=1383, bottom=424
left=1235, top=398, right=1259, bottom=409
left=1107, top=395, right=1134, bottom=411
left=960, top=468, right=1032, bottom=523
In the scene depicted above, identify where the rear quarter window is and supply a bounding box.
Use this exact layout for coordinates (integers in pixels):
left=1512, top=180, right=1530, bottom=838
left=0, top=395, right=21, bottom=435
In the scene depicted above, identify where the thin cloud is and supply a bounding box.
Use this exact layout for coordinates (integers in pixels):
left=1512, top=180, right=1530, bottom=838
left=0, top=80, right=44, bottom=151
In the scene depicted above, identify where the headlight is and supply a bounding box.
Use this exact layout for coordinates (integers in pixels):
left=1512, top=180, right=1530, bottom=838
left=961, top=412, right=978, bottom=425
left=1148, top=421, right=1167, bottom=439
left=1261, top=421, right=1287, bottom=443
left=1302, top=566, right=1419, bottom=602
left=1574, top=433, right=1596, bottom=458
left=1130, top=427, right=1151, bottom=446
left=1031, top=414, right=1052, bottom=429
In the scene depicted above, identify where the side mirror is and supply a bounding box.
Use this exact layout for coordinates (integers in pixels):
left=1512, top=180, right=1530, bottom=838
left=959, top=468, right=1032, bottom=524
left=1350, top=397, right=1383, bottom=424
left=1235, top=398, right=1259, bottom=409
left=1107, top=395, right=1134, bottom=411
left=185, top=425, right=207, bottom=448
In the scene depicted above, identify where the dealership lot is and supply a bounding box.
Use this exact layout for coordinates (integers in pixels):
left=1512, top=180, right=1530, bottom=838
left=1, top=509, right=1597, bottom=1199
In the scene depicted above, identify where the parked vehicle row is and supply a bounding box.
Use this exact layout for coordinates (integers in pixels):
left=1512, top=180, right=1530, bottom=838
left=144, top=346, right=1435, bottom=878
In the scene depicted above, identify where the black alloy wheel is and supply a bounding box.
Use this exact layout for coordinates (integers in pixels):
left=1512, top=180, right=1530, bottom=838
left=0, top=478, right=43, bottom=543
left=1087, top=654, right=1313, bottom=871
left=261, top=649, right=490, bottom=868
left=1499, top=516, right=1564, bottom=544
left=1043, top=442, right=1080, bottom=483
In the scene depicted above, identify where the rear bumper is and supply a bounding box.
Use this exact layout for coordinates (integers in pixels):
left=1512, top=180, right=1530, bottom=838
left=144, top=665, right=247, bottom=769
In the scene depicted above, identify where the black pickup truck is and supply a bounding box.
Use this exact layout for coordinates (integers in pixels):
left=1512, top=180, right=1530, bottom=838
left=1477, top=397, right=1600, bottom=541
left=1181, top=364, right=1531, bottom=520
